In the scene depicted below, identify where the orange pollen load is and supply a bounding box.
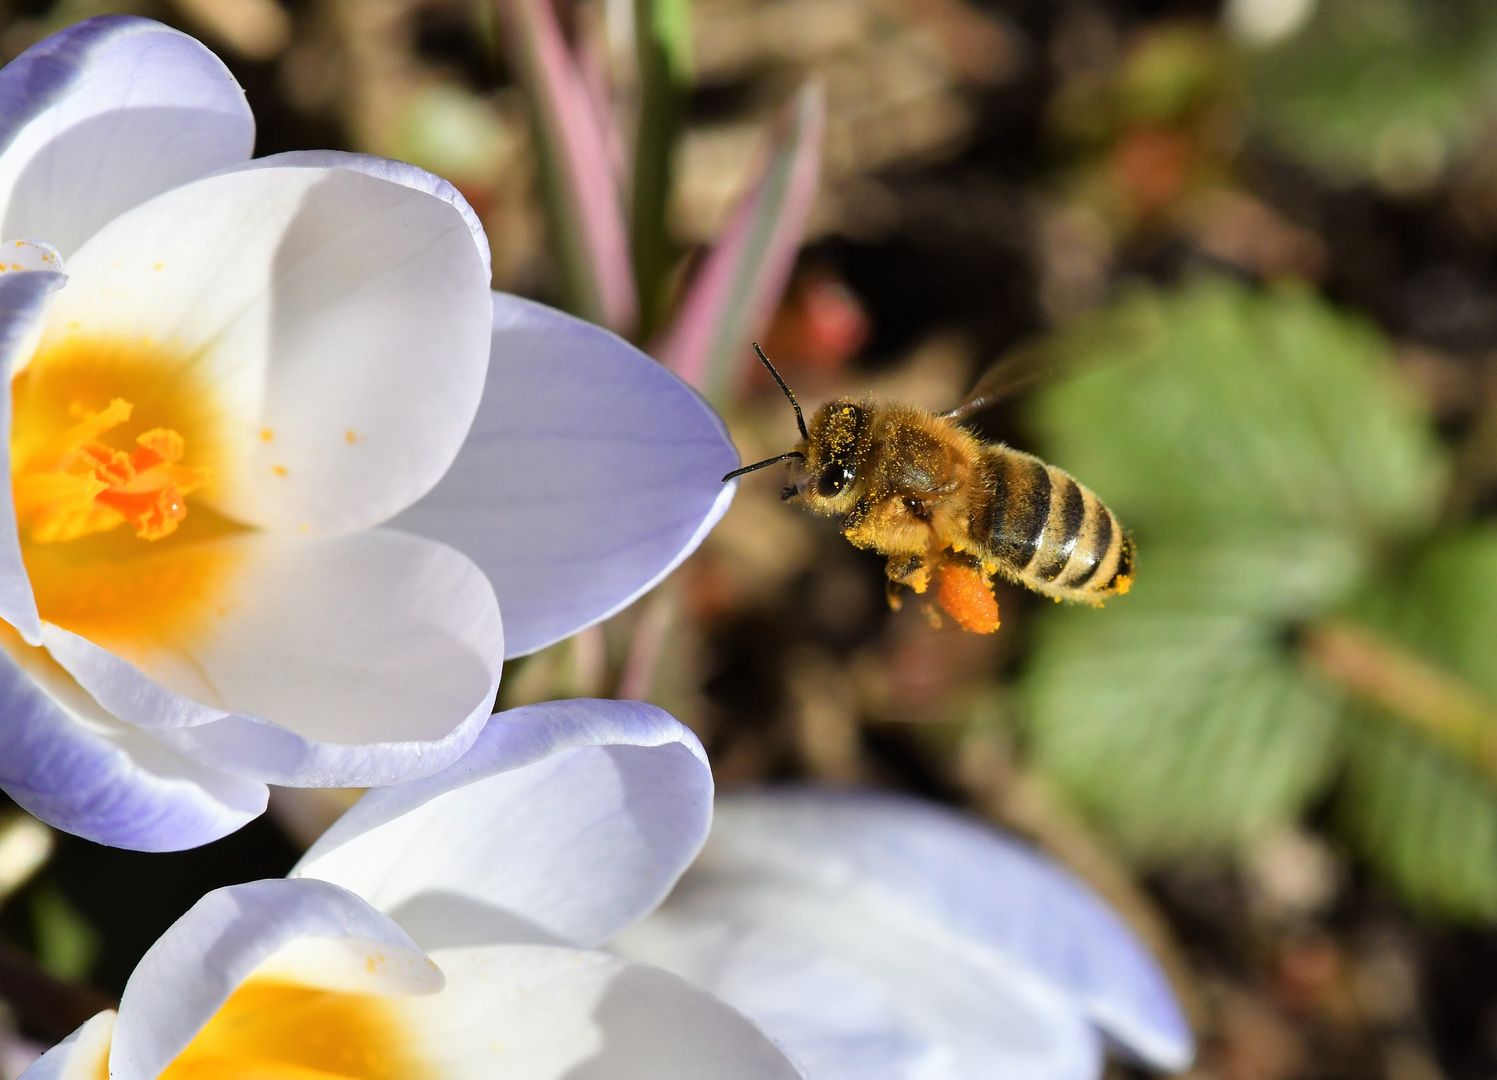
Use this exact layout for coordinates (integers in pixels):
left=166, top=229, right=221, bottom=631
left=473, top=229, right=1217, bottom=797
left=11, top=397, right=211, bottom=544
left=936, top=562, right=1000, bottom=634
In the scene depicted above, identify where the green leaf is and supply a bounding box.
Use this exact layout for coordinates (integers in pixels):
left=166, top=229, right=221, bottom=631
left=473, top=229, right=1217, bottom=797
left=1118, top=534, right=1366, bottom=620
left=1361, top=528, right=1497, bottom=700
left=30, top=883, right=99, bottom=983
left=1336, top=529, right=1497, bottom=918
left=649, top=0, right=692, bottom=82
left=632, top=0, right=692, bottom=338
left=1030, top=275, right=1444, bottom=545
left=1025, top=548, right=1345, bottom=859
left=1021, top=275, right=1444, bottom=862
left=1340, top=712, right=1497, bottom=921
left=1246, top=0, right=1497, bottom=191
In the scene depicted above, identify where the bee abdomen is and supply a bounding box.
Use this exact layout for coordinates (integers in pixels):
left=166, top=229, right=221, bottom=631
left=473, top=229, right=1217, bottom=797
left=977, top=449, right=1132, bottom=600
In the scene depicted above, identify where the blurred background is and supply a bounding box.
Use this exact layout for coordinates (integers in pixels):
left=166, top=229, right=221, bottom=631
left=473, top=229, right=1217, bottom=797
left=9, top=0, right=1497, bottom=1078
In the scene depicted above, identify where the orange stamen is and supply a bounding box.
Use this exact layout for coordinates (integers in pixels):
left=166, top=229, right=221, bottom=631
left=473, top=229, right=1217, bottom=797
left=11, top=400, right=210, bottom=544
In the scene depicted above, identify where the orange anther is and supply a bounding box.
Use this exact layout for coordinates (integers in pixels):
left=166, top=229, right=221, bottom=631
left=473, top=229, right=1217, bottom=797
left=132, top=428, right=185, bottom=471
left=12, top=398, right=209, bottom=544
left=75, top=442, right=134, bottom=487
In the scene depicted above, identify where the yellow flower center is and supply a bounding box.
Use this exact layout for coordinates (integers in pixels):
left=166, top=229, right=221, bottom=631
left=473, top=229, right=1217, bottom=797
left=11, top=396, right=210, bottom=543
left=159, top=978, right=434, bottom=1080
left=9, top=337, right=242, bottom=644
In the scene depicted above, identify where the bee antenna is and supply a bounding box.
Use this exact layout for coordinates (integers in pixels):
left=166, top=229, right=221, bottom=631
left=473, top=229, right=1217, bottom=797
left=722, top=450, right=805, bottom=483
left=754, top=343, right=808, bottom=441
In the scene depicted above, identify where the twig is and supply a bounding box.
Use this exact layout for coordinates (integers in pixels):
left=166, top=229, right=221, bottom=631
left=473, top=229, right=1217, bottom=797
left=1300, top=620, right=1497, bottom=783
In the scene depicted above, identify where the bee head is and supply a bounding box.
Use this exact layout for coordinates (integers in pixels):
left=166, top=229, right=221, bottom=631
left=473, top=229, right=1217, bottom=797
left=721, top=347, right=867, bottom=504
left=787, top=400, right=867, bottom=508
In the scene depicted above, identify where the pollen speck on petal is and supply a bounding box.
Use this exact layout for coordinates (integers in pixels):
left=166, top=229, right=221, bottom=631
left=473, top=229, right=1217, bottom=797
left=272, top=465, right=288, bottom=477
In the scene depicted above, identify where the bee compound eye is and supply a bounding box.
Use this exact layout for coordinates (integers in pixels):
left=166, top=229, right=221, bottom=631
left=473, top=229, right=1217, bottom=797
left=817, top=464, right=854, bottom=497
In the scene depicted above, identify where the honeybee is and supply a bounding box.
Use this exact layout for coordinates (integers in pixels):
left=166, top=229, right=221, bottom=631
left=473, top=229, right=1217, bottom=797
left=723, top=345, right=1134, bottom=633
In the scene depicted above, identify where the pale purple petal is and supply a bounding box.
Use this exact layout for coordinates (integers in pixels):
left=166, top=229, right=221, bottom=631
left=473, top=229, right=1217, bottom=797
left=404, top=945, right=806, bottom=1079
left=0, top=16, right=254, bottom=257
left=293, top=698, right=712, bottom=948
left=0, top=264, right=65, bottom=644
left=0, top=632, right=267, bottom=851
left=111, top=878, right=440, bottom=1080
left=625, top=789, right=1194, bottom=1074
left=392, top=294, right=738, bottom=658
left=619, top=900, right=1101, bottom=1080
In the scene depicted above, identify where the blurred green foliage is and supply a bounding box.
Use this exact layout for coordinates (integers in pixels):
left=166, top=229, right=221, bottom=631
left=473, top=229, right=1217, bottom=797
left=1248, top=0, right=1497, bottom=190
left=1016, top=275, right=1497, bottom=919
left=29, top=885, right=97, bottom=984
left=632, top=0, right=692, bottom=337
left=1338, top=530, right=1497, bottom=917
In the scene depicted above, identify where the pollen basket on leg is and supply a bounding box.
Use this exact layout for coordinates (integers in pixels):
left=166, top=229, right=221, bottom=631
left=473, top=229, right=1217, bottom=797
left=10, top=338, right=243, bottom=645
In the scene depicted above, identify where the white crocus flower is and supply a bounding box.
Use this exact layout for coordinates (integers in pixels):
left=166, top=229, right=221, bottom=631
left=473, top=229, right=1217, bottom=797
left=275, top=730, right=1191, bottom=1080
left=21, top=877, right=802, bottom=1080
left=615, top=789, right=1196, bottom=1080
left=0, top=17, right=736, bottom=852
left=23, top=698, right=804, bottom=1080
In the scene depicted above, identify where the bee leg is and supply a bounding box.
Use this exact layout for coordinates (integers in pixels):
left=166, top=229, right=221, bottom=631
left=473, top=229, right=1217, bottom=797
left=885, top=554, right=930, bottom=594
left=885, top=579, right=905, bottom=611
left=842, top=496, right=880, bottom=537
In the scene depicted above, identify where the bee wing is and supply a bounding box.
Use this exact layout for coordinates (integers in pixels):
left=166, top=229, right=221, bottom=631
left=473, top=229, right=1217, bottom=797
left=942, top=345, right=1055, bottom=421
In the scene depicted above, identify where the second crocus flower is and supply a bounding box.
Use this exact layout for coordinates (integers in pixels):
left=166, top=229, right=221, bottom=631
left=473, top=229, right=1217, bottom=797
left=289, top=725, right=1193, bottom=1080
left=23, top=699, right=805, bottom=1080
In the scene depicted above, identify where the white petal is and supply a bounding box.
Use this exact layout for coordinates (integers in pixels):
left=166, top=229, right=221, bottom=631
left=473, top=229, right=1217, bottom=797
left=110, top=878, right=440, bottom=1080
left=0, top=265, right=65, bottom=643
left=616, top=869, right=1101, bottom=1080
left=0, top=17, right=253, bottom=257
left=37, top=155, right=492, bottom=535
left=0, top=238, right=64, bottom=272
left=1, top=608, right=265, bottom=851
left=18, top=1010, right=114, bottom=1080
left=45, top=528, right=502, bottom=787
left=293, top=698, right=712, bottom=948
left=396, top=945, right=804, bottom=1080
left=615, top=789, right=1193, bottom=1077
left=235, top=149, right=490, bottom=279
left=392, top=293, right=739, bottom=658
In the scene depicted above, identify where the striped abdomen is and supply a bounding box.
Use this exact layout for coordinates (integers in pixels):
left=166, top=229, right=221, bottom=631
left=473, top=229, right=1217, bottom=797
left=971, top=446, right=1133, bottom=601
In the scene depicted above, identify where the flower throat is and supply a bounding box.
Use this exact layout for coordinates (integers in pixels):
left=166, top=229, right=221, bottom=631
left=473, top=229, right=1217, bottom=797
left=9, top=338, right=218, bottom=546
